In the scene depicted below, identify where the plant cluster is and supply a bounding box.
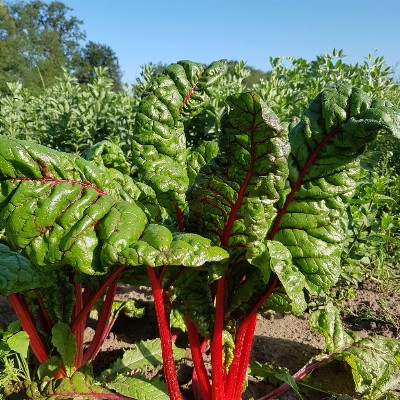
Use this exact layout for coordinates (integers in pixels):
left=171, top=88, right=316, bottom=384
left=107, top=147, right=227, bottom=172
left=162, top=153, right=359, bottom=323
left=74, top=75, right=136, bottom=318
left=0, top=55, right=399, bottom=400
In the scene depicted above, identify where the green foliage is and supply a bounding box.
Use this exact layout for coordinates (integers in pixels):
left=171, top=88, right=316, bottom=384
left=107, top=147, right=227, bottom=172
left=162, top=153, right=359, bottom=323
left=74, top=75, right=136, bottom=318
left=0, top=0, right=84, bottom=94
left=0, top=54, right=398, bottom=400
left=74, top=41, right=123, bottom=91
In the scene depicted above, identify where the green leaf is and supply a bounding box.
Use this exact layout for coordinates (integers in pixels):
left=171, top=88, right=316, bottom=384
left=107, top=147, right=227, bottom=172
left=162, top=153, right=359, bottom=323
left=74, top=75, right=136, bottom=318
left=0, top=136, right=148, bottom=274
left=24, top=371, right=113, bottom=399
left=265, top=241, right=307, bottom=315
left=0, top=243, right=52, bottom=295
left=248, top=361, right=303, bottom=399
left=187, top=140, right=219, bottom=185
left=106, top=374, right=169, bottom=400
left=336, top=336, right=400, bottom=398
left=37, top=356, right=62, bottom=379
left=100, top=338, right=185, bottom=382
left=51, top=322, right=77, bottom=377
left=309, top=303, right=353, bottom=353
left=173, top=269, right=214, bottom=337
left=170, top=308, right=187, bottom=332
left=271, top=84, right=398, bottom=294
left=6, top=330, right=29, bottom=358
left=120, top=224, right=229, bottom=267
left=187, top=92, right=290, bottom=255
left=310, top=304, right=400, bottom=398
left=83, top=140, right=131, bottom=175
left=132, top=60, right=227, bottom=220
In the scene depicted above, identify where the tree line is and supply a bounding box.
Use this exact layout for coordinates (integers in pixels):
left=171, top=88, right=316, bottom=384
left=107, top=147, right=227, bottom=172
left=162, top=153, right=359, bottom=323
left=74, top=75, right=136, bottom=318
left=0, top=0, right=123, bottom=94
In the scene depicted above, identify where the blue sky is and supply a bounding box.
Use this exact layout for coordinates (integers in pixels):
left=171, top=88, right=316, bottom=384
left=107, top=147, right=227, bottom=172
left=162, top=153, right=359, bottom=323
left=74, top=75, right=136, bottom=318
left=61, top=0, right=400, bottom=84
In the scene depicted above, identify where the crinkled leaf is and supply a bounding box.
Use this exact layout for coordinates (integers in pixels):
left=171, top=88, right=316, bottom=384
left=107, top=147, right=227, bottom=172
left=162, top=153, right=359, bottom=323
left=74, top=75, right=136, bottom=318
left=336, top=336, right=400, bottom=398
left=266, top=241, right=307, bottom=315
left=132, top=60, right=227, bottom=219
left=119, top=224, right=228, bottom=268
left=310, top=304, right=400, bottom=398
left=106, top=374, right=169, bottom=400
left=51, top=322, right=76, bottom=377
left=0, top=243, right=52, bottom=295
left=83, top=140, right=131, bottom=175
left=0, top=136, right=148, bottom=274
left=309, top=303, right=353, bottom=353
left=100, top=338, right=185, bottom=382
left=170, top=308, right=187, bottom=332
left=187, top=92, right=289, bottom=256
left=271, top=84, right=398, bottom=294
left=187, top=140, right=219, bottom=185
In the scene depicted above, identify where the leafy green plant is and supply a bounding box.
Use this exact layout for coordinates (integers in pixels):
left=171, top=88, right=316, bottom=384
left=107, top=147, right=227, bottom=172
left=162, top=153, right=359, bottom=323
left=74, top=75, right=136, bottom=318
left=0, top=59, right=399, bottom=400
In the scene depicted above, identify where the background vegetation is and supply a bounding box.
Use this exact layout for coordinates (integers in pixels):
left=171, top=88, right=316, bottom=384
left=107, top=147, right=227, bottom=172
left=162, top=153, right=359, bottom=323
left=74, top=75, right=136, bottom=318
left=0, top=0, right=399, bottom=398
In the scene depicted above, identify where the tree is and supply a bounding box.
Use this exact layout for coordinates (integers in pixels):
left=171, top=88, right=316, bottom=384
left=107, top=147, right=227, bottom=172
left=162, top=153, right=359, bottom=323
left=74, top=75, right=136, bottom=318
left=74, top=41, right=123, bottom=91
left=0, top=0, right=85, bottom=94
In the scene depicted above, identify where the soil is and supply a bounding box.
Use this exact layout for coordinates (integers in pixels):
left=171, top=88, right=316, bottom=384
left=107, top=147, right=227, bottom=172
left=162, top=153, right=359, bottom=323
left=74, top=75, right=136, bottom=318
left=1, top=280, right=399, bottom=399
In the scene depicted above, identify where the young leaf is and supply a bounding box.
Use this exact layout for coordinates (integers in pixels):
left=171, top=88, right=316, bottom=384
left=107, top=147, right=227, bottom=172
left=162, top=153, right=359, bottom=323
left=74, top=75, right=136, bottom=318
left=100, top=338, right=185, bottom=382
left=37, top=356, right=62, bottom=379
left=106, top=374, right=170, bottom=400
left=0, top=243, right=52, bottom=295
left=51, top=322, right=77, bottom=377
left=132, top=60, right=227, bottom=219
left=6, top=330, right=30, bottom=358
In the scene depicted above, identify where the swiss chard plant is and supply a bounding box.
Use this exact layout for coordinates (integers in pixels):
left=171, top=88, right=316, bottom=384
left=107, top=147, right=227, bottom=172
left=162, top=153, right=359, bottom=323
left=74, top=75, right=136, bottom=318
left=0, top=59, right=399, bottom=399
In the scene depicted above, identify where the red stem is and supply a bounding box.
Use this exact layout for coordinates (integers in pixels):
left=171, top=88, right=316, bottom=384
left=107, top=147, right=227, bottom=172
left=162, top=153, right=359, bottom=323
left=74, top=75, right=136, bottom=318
left=73, top=278, right=84, bottom=368
left=211, top=276, right=227, bottom=400
left=186, top=316, right=211, bottom=400
left=7, top=293, right=49, bottom=364
left=147, top=266, right=183, bottom=400
left=34, top=288, right=53, bottom=333
left=82, top=284, right=117, bottom=365
left=70, top=265, right=126, bottom=334
left=226, top=277, right=279, bottom=400
left=8, top=293, right=65, bottom=378
left=256, top=349, right=346, bottom=400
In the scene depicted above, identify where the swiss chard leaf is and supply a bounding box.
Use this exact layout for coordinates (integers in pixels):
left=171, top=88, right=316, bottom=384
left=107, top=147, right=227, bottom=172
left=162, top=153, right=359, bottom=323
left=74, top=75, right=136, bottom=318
left=269, top=84, right=398, bottom=294
left=310, top=304, right=400, bottom=398
left=132, top=60, right=227, bottom=220
left=106, top=374, right=170, bottom=400
left=0, top=136, right=148, bottom=274
left=187, top=92, right=290, bottom=254
left=119, top=224, right=228, bottom=268
left=0, top=243, right=52, bottom=295
left=100, top=338, right=185, bottom=382
left=51, top=322, right=77, bottom=377
left=187, top=140, right=219, bottom=185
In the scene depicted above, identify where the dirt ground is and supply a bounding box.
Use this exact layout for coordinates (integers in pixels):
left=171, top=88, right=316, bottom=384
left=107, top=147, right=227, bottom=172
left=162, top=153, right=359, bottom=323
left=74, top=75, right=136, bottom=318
left=1, top=279, right=399, bottom=399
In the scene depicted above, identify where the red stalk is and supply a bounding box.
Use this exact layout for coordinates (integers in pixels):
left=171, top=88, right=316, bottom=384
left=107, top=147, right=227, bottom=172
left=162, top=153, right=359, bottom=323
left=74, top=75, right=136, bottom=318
left=82, top=284, right=117, bottom=365
left=71, top=264, right=126, bottom=334
left=211, top=276, right=227, bottom=400
left=34, top=288, right=53, bottom=333
left=147, top=266, right=183, bottom=400
left=73, top=278, right=84, bottom=368
left=8, top=293, right=49, bottom=364
left=226, top=277, right=280, bottom=399
left=256, top=348, right=347, bottom=400
left=186, top=316, right=211, bottom=400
